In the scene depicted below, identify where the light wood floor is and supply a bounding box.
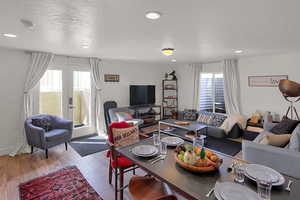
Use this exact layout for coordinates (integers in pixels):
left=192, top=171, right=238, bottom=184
left=0, top=141, right=243, bottom=200
left=0, top=144, right=146, bottom=200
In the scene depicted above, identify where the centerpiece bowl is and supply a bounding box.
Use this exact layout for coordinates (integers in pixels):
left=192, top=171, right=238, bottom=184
left=174, top=145, right=223, bottom=173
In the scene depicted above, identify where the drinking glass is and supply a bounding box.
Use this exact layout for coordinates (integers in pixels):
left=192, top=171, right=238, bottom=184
left=160, top=142, right=168, bottom=155
left=153, top=132, right=160, bottom=146
left=193, top=136, right=205, bottom=151
left=257, top=178, right=272, bottom=200
left=234, top=164, right=245, bottom=183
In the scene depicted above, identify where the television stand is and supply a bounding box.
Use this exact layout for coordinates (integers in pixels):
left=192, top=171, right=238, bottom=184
left=129, top=105, right=161, bottom=128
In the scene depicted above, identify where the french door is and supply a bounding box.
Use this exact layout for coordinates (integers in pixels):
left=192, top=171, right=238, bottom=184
left=39, top=66, right=96, bottom=138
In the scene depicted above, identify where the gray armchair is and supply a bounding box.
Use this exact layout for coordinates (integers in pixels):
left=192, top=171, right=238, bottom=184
left=25, top=114, right=73, bottom=158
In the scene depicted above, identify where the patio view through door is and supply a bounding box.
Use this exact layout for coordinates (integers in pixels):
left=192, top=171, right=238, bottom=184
left=39, top=67, right=95, bottom=138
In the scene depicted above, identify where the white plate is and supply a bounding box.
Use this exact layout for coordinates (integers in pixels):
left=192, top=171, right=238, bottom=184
left=214, top=182, right=262, bottom=200
left=244, top=164, right=285, bottom=186
left=131, top=145, right=158, bottom=157
left=161, top=136, right=184, bottom=147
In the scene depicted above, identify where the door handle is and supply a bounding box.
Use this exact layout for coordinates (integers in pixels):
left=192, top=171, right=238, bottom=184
left=69, top=105, right=76, bottom=109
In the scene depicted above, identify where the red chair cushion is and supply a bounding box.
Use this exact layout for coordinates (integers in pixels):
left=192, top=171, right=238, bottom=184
left=111, top=156, right=134, bottom=168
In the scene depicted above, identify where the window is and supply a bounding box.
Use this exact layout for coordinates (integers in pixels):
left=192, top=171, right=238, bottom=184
left=199, top=73, right=226, bottom=113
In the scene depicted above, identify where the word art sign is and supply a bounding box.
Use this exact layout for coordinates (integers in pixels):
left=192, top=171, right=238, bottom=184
left=248, top=75, right=288, bottom=87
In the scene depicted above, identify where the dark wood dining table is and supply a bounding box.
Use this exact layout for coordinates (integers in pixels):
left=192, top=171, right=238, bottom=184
left=115, top=134, right=300, bottom=200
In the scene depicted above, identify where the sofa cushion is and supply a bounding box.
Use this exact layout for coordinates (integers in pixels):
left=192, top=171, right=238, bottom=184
left=270, top=119, right=299, bottom=134
left=259, top=133, right=291, bottom=147
left=183, top=109, right=198, bottom=121
left=211, top=114, right=227, bottom=127
left=45, top=129, right=68, bottom=142
left=289, top=125, right=300, bottom=151
left=116, top=112, right=133, bottom=122
left=197, top=111, right=215, bottom=125
left=32, top=116, right=52, bottom=131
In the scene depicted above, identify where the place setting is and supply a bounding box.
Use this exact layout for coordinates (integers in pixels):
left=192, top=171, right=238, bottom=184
left=210, top=160, right=291, bottom=200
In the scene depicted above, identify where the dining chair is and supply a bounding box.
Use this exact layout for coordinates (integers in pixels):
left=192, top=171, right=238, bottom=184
left=128, top=176, right=177, bottom=200
left=107, top=121, right=148, bottom=200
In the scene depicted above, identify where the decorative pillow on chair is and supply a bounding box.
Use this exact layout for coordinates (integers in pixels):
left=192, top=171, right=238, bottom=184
left=270, top=119, right=299, bottom=134
left=116, top=112, right=133, bottom=122
left=32, top=116, right=52, bottom=131
left=112, top=126, right=139, bottom=148
left=259, top=133, right=291, bottom=147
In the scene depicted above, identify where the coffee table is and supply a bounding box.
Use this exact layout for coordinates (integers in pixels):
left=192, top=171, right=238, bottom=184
left=158, top=119, right=208, bottom=141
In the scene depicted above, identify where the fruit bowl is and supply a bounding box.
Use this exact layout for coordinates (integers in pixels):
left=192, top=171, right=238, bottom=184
left=174, top=145, right=223, bottom=173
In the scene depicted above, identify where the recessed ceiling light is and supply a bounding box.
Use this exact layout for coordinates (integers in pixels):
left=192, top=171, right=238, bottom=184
left=3, top=33, right=17, bottom=38
left=145, top=11, right=161, bottom=20
left=171, top=59, right=177, bottom=62
left=162, top=48, right=175, bottom=56
left=234, top=50, right=243, bottom=54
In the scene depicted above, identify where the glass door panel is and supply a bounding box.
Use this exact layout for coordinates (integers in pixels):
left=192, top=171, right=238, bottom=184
left=39, top=70, right=63, bottom=117
left=72, top=71, right=91, bottom=128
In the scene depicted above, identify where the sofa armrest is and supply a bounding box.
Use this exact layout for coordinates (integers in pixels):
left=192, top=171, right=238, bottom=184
left=242, top=140, right=300, bottom=178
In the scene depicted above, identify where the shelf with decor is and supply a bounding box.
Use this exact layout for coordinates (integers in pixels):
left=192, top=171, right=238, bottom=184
left=162, top=79, right=178, bottom=119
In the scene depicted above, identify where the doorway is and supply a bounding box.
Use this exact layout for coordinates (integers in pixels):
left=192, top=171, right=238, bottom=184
left=39, top=67, right=95, bottom=138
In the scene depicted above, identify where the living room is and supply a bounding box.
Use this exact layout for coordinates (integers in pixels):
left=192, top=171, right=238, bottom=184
left=1, top=0, right=300, bottom=200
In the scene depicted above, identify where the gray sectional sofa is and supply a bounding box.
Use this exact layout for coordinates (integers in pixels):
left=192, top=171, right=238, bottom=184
left=243, top=122, right=300, bottom=178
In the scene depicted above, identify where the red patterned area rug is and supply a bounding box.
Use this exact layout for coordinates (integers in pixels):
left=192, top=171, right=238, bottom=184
left=19, top=166, right=103, bottom=200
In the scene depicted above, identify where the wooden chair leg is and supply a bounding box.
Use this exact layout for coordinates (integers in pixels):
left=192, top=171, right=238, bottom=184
left=45, top=149, right=48, bottom=159
left=31, top=146, right=34, bottom=154
left=109, top=162, right=112, bottom=184
left=119, top=168, right=124, bottom=200
left=65, top=142, right=68, bottom=151
left=115, top=168, right=118, bottom=200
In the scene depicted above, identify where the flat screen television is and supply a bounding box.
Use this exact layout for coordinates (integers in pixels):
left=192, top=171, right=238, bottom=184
left=130, top=85, right=155, bottom=106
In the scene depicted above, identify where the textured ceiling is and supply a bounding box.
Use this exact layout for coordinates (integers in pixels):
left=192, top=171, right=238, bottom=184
left=0, top=0, right=300, bottom=62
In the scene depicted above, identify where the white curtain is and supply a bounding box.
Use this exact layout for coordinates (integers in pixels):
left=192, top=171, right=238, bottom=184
left=89, top=57, right=105, bottom=135
left=10, top=52, right=53, bottom=156
left=223, top=59, right=241, bottom=114
left=190, top=63, right=203, bottom=110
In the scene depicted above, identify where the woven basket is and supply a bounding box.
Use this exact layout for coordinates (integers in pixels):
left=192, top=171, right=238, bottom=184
left=174, top=153, right=223, bottom=173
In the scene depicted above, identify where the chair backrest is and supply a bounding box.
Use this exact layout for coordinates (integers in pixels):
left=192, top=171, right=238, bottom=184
left=103, top=101, right=117, bottom=130
left=109, top=121, right=139, bottom=148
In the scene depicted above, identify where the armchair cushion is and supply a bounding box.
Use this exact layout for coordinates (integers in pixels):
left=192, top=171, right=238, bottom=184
left=31, top=116, right=52, bottom=131
left=45, top=129, right=69, bottom=142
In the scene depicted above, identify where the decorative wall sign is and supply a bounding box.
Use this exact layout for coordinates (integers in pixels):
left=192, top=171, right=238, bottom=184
left=104, top=74, right=120, bottom=82
left=248, top=75, right=288, bottom=87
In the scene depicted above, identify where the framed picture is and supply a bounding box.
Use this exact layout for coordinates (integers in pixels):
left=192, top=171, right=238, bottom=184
left=248, top=75, right=288, bottom=87
left=104, top=74, right=120, bottom=82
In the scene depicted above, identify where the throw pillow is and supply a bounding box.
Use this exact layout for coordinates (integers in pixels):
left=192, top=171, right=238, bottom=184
left=183, top=109, right=197, bottom=121
left=197, top=112, right=214, bottom=125
left=289, top=125, right=300, bottom=151
left=32, top=116, right=52, bottom=131
left=211, top=114, right=227, bottom=127
left=270, top=119, right=299, bottom=134
left=112, top=126, right=139, bottom=147
left=259, top=133, right=291, bottom=147
left=116, top=112, right=133, bottom=122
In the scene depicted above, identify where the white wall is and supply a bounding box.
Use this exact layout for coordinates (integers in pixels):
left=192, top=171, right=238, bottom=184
left=101, top=60, right=173, bottom=107
left=0, top=47, right=30, bottom=155
left=0, top=47, right=173, bottom=155
left=239, top=52, right=300, bottom=119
